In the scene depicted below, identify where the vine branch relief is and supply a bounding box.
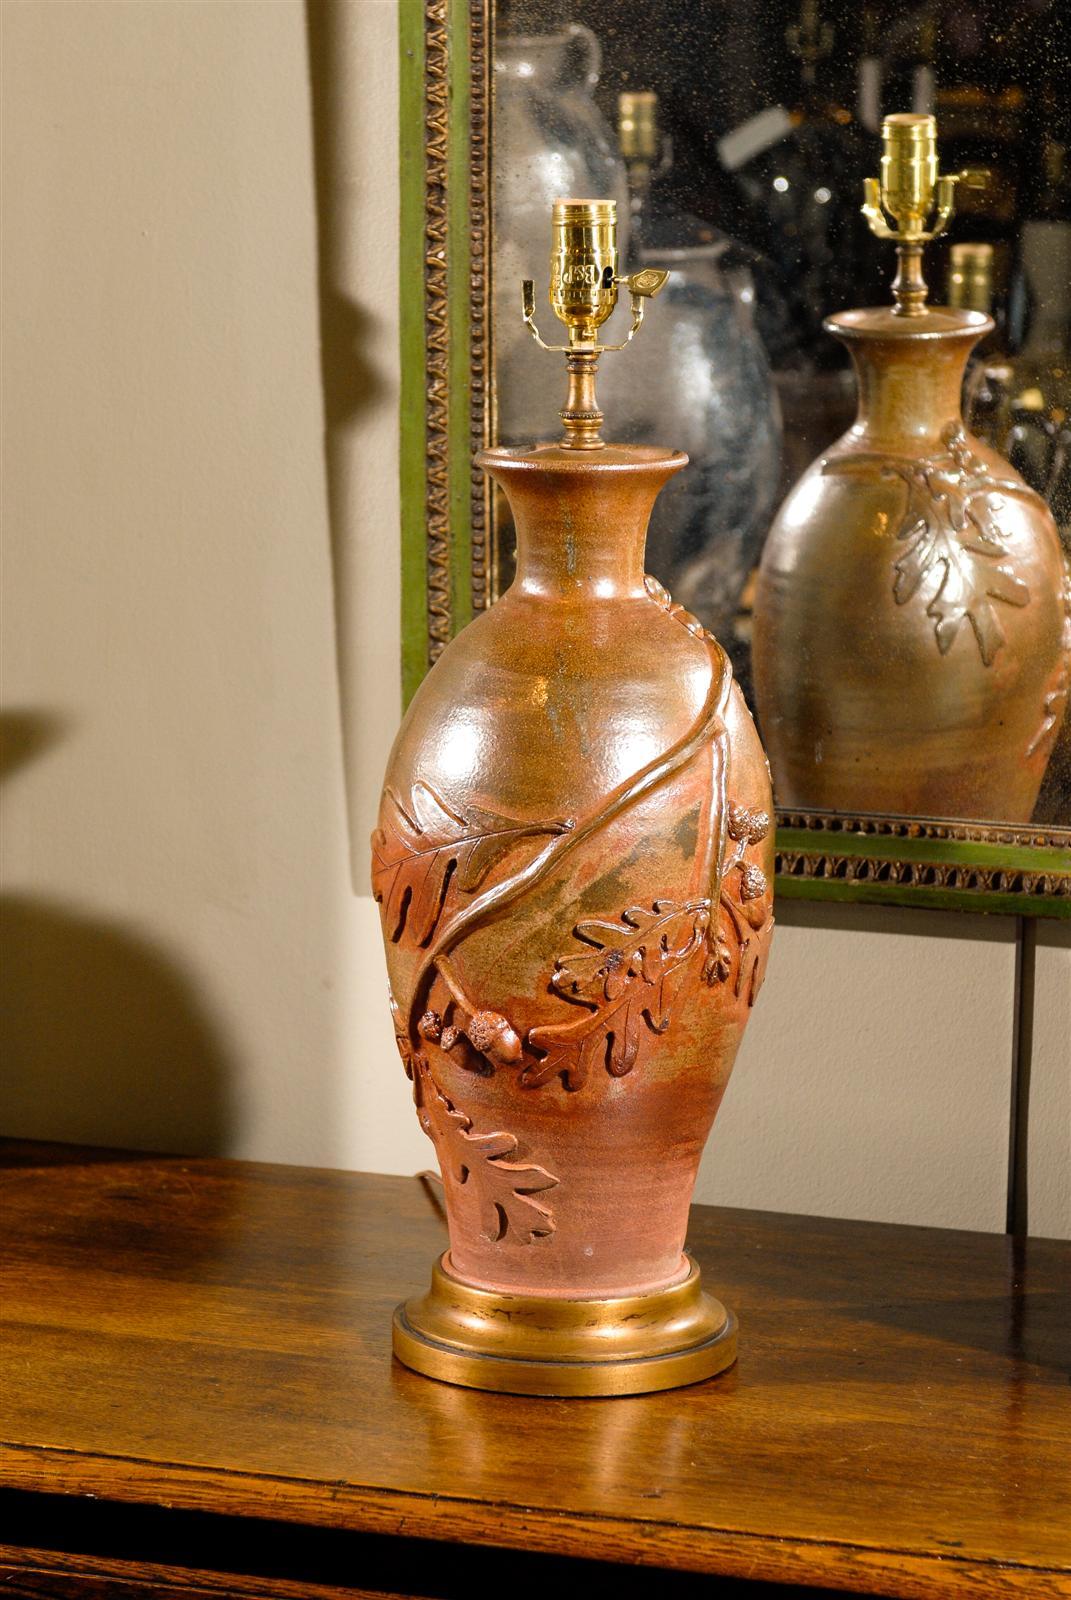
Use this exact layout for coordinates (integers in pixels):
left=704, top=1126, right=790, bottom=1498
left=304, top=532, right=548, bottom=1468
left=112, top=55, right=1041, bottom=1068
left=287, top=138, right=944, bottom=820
left=374, top=774, right=771, bottom=1097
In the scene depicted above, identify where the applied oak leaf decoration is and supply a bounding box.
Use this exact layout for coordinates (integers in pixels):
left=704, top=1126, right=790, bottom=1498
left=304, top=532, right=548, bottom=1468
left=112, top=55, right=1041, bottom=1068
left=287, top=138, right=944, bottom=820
left=824, top=424, right=1037, bottom=665
left=525, top=799, right=772, bottom=1091
left=372, top=781, right=568, bottom=946
left=715, top=801, right=774, bottom=1006
left=525, top=899, right=710, bottom=1090
left=415, top=1057, right=558, bottom=1243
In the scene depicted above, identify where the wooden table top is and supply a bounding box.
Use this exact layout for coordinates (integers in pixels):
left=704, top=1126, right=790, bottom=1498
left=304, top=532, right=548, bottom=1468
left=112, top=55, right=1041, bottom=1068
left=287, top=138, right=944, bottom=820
left=1, top=1141, right=1068, bottom=1599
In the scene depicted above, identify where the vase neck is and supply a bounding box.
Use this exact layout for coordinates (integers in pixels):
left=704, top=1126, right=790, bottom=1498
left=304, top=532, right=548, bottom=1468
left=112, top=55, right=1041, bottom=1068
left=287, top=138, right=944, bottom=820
left=844, top=333, right=977, bottom=453
left=479, top=447, right=686, bottom=601
left=825, top=308, right=990, bottom=455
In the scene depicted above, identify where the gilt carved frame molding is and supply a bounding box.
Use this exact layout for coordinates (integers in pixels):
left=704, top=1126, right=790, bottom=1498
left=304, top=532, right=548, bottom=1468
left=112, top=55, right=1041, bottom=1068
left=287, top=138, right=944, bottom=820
left=397, top=0, right=1071, bottom=917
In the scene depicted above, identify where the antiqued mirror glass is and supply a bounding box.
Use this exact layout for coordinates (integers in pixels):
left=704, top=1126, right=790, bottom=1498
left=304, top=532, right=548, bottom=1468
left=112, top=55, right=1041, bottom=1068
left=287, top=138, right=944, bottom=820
left=489, top=0, right=1071, bottom=839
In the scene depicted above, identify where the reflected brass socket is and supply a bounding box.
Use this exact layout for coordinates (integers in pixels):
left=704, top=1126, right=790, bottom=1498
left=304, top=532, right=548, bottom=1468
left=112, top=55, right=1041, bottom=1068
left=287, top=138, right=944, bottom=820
left=948, top=242, right=995, bottom=313
left=618, top=91, right=659, bottom=164
left=879, top=112, right=939, bottom=238
left=861, top=113, right=988, bottom=316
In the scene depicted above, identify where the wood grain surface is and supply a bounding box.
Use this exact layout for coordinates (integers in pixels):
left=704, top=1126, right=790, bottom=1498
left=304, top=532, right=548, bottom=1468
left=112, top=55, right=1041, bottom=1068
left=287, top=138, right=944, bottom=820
left=1, top=1141, right=1068, bottom=1599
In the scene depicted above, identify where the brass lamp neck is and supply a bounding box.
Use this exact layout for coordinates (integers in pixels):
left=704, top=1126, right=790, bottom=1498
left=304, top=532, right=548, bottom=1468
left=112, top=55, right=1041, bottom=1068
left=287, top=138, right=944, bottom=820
left=559, top=351, right=604, bottom=451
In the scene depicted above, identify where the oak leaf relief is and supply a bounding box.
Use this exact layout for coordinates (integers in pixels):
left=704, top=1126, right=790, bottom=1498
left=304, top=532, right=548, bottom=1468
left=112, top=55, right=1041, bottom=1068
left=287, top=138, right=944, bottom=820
left=417, top=1061, right=558, bottom=1243
left=523, top=802, right=773, bottom=1091
left=824, top=425, right=1037, bottom=666
left=715, top=801, right=773, bottom=1006
left=524, top=900, right=710, bottom=1090
left=372, top=782, right=568, bottom=946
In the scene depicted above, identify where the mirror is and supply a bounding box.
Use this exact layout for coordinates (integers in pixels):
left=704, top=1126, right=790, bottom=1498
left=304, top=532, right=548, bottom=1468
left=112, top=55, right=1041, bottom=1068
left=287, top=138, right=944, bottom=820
left=493, top=1, right=1070, bottom=825
left=399, top=1, right=1071, bottom=912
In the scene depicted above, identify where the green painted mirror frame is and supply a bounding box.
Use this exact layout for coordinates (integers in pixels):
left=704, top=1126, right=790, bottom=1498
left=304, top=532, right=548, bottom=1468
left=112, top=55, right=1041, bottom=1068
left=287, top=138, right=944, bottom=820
left=397, top=0, right=1071, bottom=917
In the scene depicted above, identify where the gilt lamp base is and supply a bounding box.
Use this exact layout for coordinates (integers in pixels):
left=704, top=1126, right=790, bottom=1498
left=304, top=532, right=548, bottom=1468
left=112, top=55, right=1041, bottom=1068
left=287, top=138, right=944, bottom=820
left=392, top=1252, right=737, bottom=1397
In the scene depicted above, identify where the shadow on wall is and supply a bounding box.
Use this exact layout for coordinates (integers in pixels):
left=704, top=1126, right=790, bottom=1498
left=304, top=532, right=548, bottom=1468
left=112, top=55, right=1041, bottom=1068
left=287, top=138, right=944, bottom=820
left=0, top=712, right=236, bottom=1156
left=305, top=0, right=395, bottom=897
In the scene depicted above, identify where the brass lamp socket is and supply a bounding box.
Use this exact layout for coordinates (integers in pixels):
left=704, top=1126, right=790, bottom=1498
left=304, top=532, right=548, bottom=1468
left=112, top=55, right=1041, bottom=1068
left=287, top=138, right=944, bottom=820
left=550, top=197, right=619, bottom=345
left=880, top=112, right=939, bottom=235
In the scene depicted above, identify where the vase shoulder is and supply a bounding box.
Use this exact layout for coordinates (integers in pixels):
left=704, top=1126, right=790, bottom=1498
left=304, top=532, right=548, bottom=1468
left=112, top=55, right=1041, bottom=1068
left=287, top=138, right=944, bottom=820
left=388, top=579, right=739, bottom=819
left=819, top=420, right=1044, bottom=484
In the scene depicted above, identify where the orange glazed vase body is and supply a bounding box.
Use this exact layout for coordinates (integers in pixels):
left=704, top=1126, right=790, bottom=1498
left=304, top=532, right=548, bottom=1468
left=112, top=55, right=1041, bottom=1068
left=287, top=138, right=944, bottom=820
left=753, top=307, right=1069, bottom=823
left=374, top=443, right=774, bottom=1395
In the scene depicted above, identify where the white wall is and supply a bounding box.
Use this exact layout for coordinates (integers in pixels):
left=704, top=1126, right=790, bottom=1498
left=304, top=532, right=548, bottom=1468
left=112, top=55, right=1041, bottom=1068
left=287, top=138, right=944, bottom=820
left=699, top=904, right=1018, bottom=1231
left=2, top=0, right=422, bottom=1176
left=2, top=0, right=1067, bottom=1237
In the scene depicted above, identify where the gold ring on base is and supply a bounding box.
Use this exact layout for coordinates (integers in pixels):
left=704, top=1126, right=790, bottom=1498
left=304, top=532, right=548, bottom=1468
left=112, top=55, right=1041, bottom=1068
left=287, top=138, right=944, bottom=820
left=392, top=1251, right=737, bottom=1397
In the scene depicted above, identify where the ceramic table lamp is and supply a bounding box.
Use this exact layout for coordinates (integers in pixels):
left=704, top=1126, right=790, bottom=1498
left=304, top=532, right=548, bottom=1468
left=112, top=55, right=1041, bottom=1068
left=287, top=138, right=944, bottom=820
left=753, top=114, right=1068, bottom=823
left=373, top=199, right=775, bottom=1396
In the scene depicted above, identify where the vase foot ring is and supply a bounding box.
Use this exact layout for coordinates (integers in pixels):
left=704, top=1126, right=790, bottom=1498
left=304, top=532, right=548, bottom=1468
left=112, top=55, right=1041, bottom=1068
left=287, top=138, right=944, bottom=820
left=392, top=1251, right=738, bottom=1397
